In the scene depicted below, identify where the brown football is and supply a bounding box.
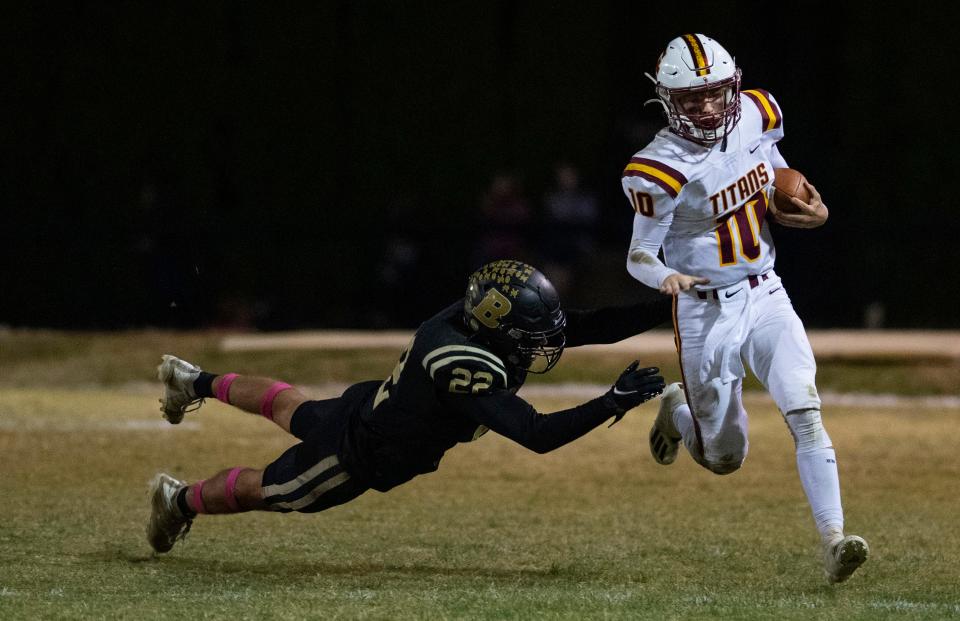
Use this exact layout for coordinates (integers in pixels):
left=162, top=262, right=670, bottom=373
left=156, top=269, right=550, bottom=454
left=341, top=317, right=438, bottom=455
left=772, top=168, right=812, bottom=214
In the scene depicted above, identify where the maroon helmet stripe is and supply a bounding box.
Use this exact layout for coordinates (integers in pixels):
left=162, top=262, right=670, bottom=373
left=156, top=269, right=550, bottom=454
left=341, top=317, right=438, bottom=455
left=623, top=169, right=680, bottom=198
left=630, top=157, right=689, bottom=185
left=754, top=88, right=782, bottom=128
left=742, top=91, right=770, bottom=132
left=681, top=34, right=710, bottom=76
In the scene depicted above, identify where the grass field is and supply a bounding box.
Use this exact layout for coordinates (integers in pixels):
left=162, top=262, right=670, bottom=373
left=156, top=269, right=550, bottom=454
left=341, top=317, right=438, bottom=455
left=1, top=332, right=959, bottom=619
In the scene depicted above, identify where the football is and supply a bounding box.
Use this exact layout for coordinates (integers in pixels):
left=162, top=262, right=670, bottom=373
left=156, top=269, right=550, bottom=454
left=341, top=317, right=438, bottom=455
left=772, top=168, right=812, bottom=214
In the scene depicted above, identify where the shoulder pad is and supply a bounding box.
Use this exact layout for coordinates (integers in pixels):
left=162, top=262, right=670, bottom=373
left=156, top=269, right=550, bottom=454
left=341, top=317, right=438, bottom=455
left=622, top=156, right=688, bottom=199
left=422, top=345, right=508, bottom=395
left=741, top=89, right=783, bottom=134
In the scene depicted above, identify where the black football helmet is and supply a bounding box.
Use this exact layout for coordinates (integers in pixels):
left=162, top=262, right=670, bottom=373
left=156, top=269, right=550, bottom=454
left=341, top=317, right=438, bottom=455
left=463, top=259, right=566, bottom=373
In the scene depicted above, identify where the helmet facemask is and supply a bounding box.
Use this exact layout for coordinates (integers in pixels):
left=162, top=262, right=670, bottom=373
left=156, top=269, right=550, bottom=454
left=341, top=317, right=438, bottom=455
left=656, top=70, right=741, bottom=146
left=508, top=316, right=566, bottom=374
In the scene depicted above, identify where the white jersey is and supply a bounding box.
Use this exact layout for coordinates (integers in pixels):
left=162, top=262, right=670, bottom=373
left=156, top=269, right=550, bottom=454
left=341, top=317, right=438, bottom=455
left=623, top=89, right=788, bottom=289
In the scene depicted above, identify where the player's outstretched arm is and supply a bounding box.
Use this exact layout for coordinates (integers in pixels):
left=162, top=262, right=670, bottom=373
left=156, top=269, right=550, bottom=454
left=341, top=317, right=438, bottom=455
left=564, top=297, right=673, bottom=347
left=443, top=363, right=664, bottom=454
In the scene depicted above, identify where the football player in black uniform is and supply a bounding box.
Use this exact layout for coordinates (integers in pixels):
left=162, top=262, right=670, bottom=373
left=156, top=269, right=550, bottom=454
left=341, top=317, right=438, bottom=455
left=147, top=260, right=670, bottom=553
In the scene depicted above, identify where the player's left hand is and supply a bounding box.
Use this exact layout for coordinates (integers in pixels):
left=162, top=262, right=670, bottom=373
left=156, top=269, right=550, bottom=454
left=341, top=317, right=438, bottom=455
left=773, top=181, right=829, bottom=229
left=603, top=361, right=665, bottom=425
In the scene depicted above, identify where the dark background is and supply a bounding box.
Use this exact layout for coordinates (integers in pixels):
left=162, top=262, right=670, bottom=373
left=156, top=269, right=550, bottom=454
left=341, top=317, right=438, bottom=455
left=3, top=2, right=957, bottom=330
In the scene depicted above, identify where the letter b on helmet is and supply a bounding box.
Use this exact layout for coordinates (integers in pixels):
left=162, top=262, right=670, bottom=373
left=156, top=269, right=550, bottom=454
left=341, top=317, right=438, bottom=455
left=471, top=288, right=513, bottom=329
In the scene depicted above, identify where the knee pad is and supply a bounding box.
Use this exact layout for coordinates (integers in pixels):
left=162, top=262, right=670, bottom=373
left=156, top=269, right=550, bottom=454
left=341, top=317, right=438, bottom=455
left=785, top=408, right=832, bottom=453
left=696, top=449, right=746, bottom=475
left=704, top=459, right=744, bottom=475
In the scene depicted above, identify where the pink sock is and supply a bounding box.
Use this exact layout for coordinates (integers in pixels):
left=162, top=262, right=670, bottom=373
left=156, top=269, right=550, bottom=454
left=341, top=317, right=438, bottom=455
left=224, top=467, right=245, bottom=512
left=216, top=373, right=239, bottom=404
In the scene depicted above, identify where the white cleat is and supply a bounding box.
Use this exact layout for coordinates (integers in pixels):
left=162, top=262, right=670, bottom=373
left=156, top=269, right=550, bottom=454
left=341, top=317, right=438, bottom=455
left=823, top=534, right=869, bottom=584
left=650, top=382, right=685, bottom=465
left=146, top=473, right=193, bottom=554
left=157, top=354, right=203, bottom=424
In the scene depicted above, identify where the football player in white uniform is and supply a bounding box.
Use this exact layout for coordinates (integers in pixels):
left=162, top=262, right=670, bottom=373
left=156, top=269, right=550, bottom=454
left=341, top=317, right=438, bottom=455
left=622, top=34, right=868, bottom=583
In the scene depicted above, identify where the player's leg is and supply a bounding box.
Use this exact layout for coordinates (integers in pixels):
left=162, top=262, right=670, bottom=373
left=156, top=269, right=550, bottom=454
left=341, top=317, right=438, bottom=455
left=207, top=373, right=307, bottom=433
left=651, top=295, right=701, bottom=464
left=157, top=354, right=307, bottom=433
left=657, top=295, right=749, bottom=473
left=743, top=283, right=868, bottom=582
left=146, top=467, right=267, bottom=554
left=185, top=467, right=268, bottom=513
left=686, top=377, right=749, bottom=474
left=147, top=394, right=369, bottom=554
left=258, top=397, right=368, bottom=513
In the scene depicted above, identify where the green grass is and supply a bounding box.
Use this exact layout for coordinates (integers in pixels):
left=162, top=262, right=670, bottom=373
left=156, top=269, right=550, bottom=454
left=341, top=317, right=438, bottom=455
left=1, top=332, right=959, bottom=619
left=2, top=329, right=958, bottom=395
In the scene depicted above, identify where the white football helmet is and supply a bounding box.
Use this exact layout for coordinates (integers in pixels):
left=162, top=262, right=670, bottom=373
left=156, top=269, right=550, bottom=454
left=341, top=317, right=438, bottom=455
left=647, top=34, right=742, bottom=146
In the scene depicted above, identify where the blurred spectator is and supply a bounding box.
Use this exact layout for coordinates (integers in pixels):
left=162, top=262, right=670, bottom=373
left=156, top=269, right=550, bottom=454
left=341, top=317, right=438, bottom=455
left=368, top=200, right=426, bottom=327
left=538, top=162, right=599, bottom=299
left=863, top=301, right=886, bottom=329
left=472, top=173, right=533, bottom=267
left=130, top=163, right=202, bottom=328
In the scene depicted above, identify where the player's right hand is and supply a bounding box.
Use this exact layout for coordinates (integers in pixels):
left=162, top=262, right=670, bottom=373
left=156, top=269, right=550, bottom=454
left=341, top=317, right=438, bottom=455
left=775, top=181, right=829, bottom=229
left=659, top=273, right=710, bottom=295
left=603, top=361, right=665, bottom=424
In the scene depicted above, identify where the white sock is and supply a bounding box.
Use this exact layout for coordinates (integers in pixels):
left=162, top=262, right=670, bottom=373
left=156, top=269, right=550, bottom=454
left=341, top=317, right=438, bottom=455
left=787, top=409, right=844, bottom=541
left=797, top=448, right=844, bottom=541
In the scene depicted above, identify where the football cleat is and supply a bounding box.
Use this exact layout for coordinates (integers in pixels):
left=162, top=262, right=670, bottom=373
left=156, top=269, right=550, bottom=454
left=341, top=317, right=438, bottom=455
left=823, top=534, right=869, bottom=584
left=650, top=382, right=685, bottom=465
left=146, top=473, right=193, bottom=554
left=157, top=354, right=203, bottom=424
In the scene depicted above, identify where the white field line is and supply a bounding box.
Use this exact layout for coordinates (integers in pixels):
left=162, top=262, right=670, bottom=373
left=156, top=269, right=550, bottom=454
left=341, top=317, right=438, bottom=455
left=221, top=330, right=960, bottom=359
left=294, top=383, right=960, bottom=409
left=0, top=418, right=202, bottom=432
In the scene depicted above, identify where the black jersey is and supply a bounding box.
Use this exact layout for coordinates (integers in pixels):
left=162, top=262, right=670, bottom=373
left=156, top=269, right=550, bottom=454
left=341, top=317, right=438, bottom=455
left=340, top=296, right=671, bottom=492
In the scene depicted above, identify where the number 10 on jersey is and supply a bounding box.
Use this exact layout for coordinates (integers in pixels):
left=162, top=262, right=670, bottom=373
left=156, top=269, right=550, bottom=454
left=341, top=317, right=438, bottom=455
left=628, top=189, right=654, bottom=217
left=716, top=190, right=768, bottom=266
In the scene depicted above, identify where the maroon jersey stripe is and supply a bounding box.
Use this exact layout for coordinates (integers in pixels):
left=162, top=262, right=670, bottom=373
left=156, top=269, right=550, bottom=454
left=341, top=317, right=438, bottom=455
left=623, top=169, right=680, bottom=198
left=629, top=156, right=689, bottom=185
left=742, top=91, right=770, bottom=133
left=754, top=88, right=782, bottom=128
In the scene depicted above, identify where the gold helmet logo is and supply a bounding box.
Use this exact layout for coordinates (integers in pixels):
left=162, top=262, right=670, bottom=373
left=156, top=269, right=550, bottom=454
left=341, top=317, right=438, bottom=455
left=470, top=287, right=512, bottom=329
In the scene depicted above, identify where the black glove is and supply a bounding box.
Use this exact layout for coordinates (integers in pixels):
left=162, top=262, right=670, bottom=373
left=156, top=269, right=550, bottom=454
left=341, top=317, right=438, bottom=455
left=602, top=361, right=665, bottom=425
